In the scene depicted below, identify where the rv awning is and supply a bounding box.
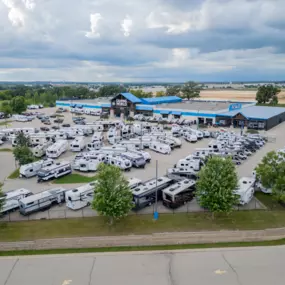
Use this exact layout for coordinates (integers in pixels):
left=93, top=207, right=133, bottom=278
left=172, top=111, right=181, bottom=115
left=160, top=110, right=170, bottom=115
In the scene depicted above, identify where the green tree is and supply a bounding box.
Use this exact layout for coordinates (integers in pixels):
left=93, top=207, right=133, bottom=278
left=0, top=102, right=12, bottom=117
left=97, top=85, right=127, bottom=97
left=13, top=146, right=34, bottom=165
left=129, top=89, right=152, bottom=98
left=92, top=164, right=133, bottom=224
left=156, top=91, right=165, bottom=97
left=256, top=85, right=281, bottom=104
left=14, top=132, right=30, bottom=147
left=181, top=81, right=201, bottom=100
left=165, top=85, right=181, bottom=96
left=10, top=96, right=27, bottom=114
left=196, top=156, right=238, bottom=217
left=255, top=151, right=285, bottom=202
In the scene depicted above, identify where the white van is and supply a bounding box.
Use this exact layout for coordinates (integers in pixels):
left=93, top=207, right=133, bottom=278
left=20, top=159, right=54, bottom=178
left=46, top=140, right=68, bottom=158
left=149, top=141, right=171, bottom=154
left=70, top=136, right=85, bottom=152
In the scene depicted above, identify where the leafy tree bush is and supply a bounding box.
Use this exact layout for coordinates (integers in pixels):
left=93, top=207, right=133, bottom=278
left=10, top=96, right=27, bottom=114
left=256, top=85, right=281, bottom=104
left=181, top=81, right=201, bottom=100
left=92, top=164, right=133, bottom=224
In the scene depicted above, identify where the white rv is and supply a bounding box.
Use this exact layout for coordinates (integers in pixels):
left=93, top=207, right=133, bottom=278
left=183, top=132, right=198, bottom=143
left=75, top=151, right=107, bottom=161
left=105, top=155, right=132, bottom=171
left=86, top=141, right=103, bottom=151
left=70, top=136, right=86, bottom=152
left=175, top=159, right=201, bottom=172
left=92, top=132, right=104, bottom=142
left=73, top=156, right=105, bottom=172
left=132, top=176, right=173, bottom=210
left=100, top=145, right=127, bottom=155
left=118, top=140, right=143, bottom=150
left=65, top=182, right=97, bottom=210
left=149, top=141, right=171, bottom=154
left=167, top=167, right=198, bottom=181
left=171, top=125, right=182, bottom=137
left=128, top=149, right=151, bottom=162
left=162, top=179, right=196, bottom=209
left=37, top=161, right=72, bottom=182
left=19, top=159, right=54, bottom=178
left=46, top=140, right=68, bottom=158
left=0, top=188, right=33, bottom=214
left=120, top=152, right=146, bottom=168
left=234, top=177, right=256, bottom=205
left=130, top=137, right=152, bottom=148
left=19, top=187, right=67, bottom=215
left=32, top=141, right=54, bottom=158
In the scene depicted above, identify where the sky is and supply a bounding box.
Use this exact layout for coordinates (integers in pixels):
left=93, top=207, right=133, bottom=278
left=1, top=0, right=285, bottom=82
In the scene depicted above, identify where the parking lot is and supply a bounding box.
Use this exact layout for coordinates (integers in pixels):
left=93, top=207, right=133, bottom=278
left=0, top=107, right=285, bottom=220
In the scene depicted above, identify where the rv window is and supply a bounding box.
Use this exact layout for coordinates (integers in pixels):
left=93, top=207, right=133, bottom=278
left=29, top=169, right=33, bottom=172
left=26, top=202, right=34, bottom=206
left=164, top=194, right=172, bottom=201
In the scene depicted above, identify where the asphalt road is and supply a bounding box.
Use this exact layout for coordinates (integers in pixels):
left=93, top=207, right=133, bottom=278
left=1, top=246, right=285, bottom=285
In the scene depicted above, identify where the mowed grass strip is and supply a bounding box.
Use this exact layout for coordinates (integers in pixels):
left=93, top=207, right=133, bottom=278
left=0, top=148, right=12, bottom=152
left=7, top=168, right=19, bottom=179
left=1, top=211, right=285, bottom=242
left=52, top=174, right=96, bottom=184
left=255, top=192, right=285, bottom=211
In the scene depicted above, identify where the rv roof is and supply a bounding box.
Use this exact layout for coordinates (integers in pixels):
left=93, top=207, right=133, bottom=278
left=4, top=188, right=31, bottom=200
left=235, top=177, right=255, bottom=195
left=163, top=179, right=195, bottom=196
left=40, top=161, right=70, bottom=172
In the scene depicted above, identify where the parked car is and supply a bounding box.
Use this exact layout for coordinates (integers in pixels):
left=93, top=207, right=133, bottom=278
left=232, top=159, right=242, bottom=165
left=74, top=120, right=85, bottom=125
left=52, top=126, right=60, bottom=130
left=50, top=114, right=57, bottom=118
left=40, top=127, right=50, bottom=131
left=54, top=119, right=64, bottom=124
left=43, top=120, right=51, bottom=125
left=62, top=124, right=70, bottom=128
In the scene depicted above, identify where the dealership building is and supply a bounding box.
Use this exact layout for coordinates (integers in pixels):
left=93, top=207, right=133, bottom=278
left=56, top=92, right=285, bottom=130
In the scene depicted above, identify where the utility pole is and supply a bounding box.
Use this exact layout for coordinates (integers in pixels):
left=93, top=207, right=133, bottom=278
left=154, top=160, right=159, bottom=220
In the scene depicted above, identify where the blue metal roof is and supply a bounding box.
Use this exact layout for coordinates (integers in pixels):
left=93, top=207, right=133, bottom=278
left=219, top=106, right=285, bottom=120
left=141, top=96, right=182, bottom=105
left=119, top=93, right=142, bottom=104
left=172, top=111, right=181, bottom=115
left=159, top=110, right=171, bottom=114
left=136, top=105, right=153, bottom=111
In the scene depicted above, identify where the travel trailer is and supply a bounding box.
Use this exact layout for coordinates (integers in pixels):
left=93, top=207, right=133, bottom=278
left=149, top=141, right=171, bottom=154
left=19, top=159, right=54, bottom=178
left=175, top=159, right=201, bottom=172
left=156, top=137, right=175, bottom=149
left=32, top=141, right=53, bottom=157
left=183, top=132, right=198, bottom=143
left=127, top=149, right=151, bottom=162
left=86, top=141, right=104, bottom=151
left=167, top=167, right=198, bottom=181
left=92, top=132, right=104, bottom=142
left=104, top=155, right=132, bottom=171
left=46, top=140, right=68, bottom=158
left=62, top=128, right=84, bottom=139
left=162, top=179, right=196, bottom=209
left=65, top=182, right=97, bottom=210
left=120, top=152, right=146, bottom=168
left=118, top=140, right=143, bottom=150
left=75, top=151, right=107, bottom=161
left=72, top=156, right=105, bottom=172
left=171, top=125, right=182, bottom=137
left=121, top=125, right=134, bottom=139
left=234, top=176, right=256, bottom=205
left=19, top=187, right=67, bottom=215
left=100, top=146, right=127, bottom=155
left=70, top=136, right=86, bottom=152
left=132, top=176, right=173, bottom=210
left=0, top=188, right=33, bottom=214
left=37, top=161, right=72, bottom=182
left=130, top=137, right=152, bottom=148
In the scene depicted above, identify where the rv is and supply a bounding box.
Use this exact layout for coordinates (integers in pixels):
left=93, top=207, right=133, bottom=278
left=162, top=179, right=196, bottom=209
left=149, top=141, right=171, bottom=154
left=234, top=177, right=256, bottom=205
left=128, top=149, right=151, bottom=162
left=65, top=182, right=97, bottom=210
left=46, top=140, right=68, bottom=158
left=13, top=115, right=29, bottom=122
left=105, top=155, right=132, bottom=171
left=121, top=125, right=134, bottom=138
left=37, top=161, right=72, bottom=182
left=167, top=167, right=198, bottom=181
left=70, top=136, right=86, bottom=152
left=92, top=132, right=104, bottom=142
left=62, top=128, right=84, bottom=139
left=100, top=146, right=127, bottom=155
left=75, top=151, right=107, bottom=160
left=156, top=137, right=175, bottom=149
left=120, top=152, right=146, bottom=168
left=171, top=125, right=182, bottom=137
left=73, top=156, right=105, bottom=172
left=190, top=129, right=203, bottom=140
left=32, top=141, right=53, bottom=157
left=128, top=177, right=142, bottom=189
left=175, top=159, right=201, bottom=171
left=118, top=140, right=143, bottom=150
left=86, top=141, right=103, bottom=151
left=132, top=176, right=173, bottom=210
left=183, top=132, right=198, bottom=143
left=19, top=159, right=54, bottom=178
left=0, top=188, right=33, bottom=214
left=130, top=137, right=152, bottom=148
left=19, top=187, right=67, bottom=215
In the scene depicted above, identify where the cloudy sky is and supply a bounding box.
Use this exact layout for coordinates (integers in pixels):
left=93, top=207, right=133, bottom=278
left=1, top=0, right=285, bottom=82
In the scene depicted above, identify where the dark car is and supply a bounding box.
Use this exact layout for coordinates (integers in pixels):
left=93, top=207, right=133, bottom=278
left=74, top=120, right=85, bottom=125
left=62, top=123, right=70, bottom=128
left=232, top=159, right=242, bottom=165
left=52, top=125, right=60, bottom=130
left=40, top=127, right=50, bottom=131
left=50, top=114, right=57, bottom=118
left=43, top=120, right=51, bottom=125
left=54, top=119, right=64, bottom=124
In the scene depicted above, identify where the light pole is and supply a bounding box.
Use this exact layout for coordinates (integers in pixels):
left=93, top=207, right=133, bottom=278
left=197, top=109, right=200, bottom=130
left=154, top=160, right=159, bottom=220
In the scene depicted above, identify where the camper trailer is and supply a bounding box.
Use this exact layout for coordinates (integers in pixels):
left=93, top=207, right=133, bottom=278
left=105, top=155, right=132, bottom=171
left=175, top=159, right=201, bottom=172
left=32, top=141, right=53, bottom=157
left=92, top=132, right=104, bottom=142
left=19, top=159, right=54, bottom=178
left=118, top=140, right=143, bottom=150
left=130, top=137, right=152, bottom=148
left=234, top=177, right=256, bottom=205
left=19, top=187, right=66, bottom=215
left=162, top=179, right=196, bottom=209
left=70, top=136, right=86, bottom=152
left=72, top=156, right=105, bottom=172
left=149, top=141, right=171, bottom=154
left=46, top=140, right=68, bottom=158
left=120, top=152, right=146, bottom=168
left=100, top=146, right=127, bottom=155
left=65, top=182, right=97, bottom=210
left=183, top=132, right=198, bottom=143
left=86, top=141, right=103, bottom=151
left=132, top=176, right=173, bottom=210
left=128, top=149, right=151, bottom=163
left=167, top=167, right=198, bottom=181
left=37, top=161, right=72, bottom=182
left=75, top=151, right=107, bottom=161
left=0, top=188, right=33, bottom=214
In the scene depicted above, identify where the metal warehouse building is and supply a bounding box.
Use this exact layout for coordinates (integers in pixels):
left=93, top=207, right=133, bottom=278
left=56, top=92, right=285, bottom=130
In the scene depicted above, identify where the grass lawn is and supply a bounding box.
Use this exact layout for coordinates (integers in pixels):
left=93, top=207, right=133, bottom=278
left=53, top=173, right=97, bottom=184
left=0, top=148, right=12, bottom=152
left=255, top=192, right=285, bottom=211
left=7, top=168, right=19, bottom=179
left=1, top=238, right=285, bottom=256
left=2, top=211, right=285, bottom=242
left=0, top=120, right=12, bottom=126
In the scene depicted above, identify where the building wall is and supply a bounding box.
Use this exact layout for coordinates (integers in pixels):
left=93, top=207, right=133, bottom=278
left=266, top=111, right=285, bottom=130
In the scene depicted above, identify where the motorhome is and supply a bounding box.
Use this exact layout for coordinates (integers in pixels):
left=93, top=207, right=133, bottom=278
left=127, top=149, right=151, bottom=162
left=105, top=155, right=132, bottom=171
left=162, top=179, right=196, bottom=209
left=190, top=129, right=203, bottom=140
left=32, top=141, right=53, bottom=157
left=167, top=167, right=198, bottom=181
left=92, top=132, right=104, bottom=142
left=234, top=177, right=256, bottom=205
left=100, top=146, right=127, bottom=155
left=0, top=188, right=33, bottom=214
left=183, top=132, right=198, bottom=143
left=19, top=187, right=67, bottom=215
left=70, top=136, right=86, bottom=152
left=118, top=140, right=143, bottom=150
left=20, top=159, right=54, bottom=178
left=193, top=148, right=218, bottom=157
left=149, top=141, right=171, bottom=154
left=86, top=141, right=103, bottom=151
left=72, top=156, right=105, bottom=172
left=132, top=176, right=173, bottom=210
left=46, top=140, right=68, bottom=158
left=208, top=140, right=226, bottom=151
left=65, top=182, right=97, bottom=210
left=37, top=161, right=72, bottom=182
left=120, top=152, right=146, bottom=168
left=175, top=158, right=201, bottom=171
